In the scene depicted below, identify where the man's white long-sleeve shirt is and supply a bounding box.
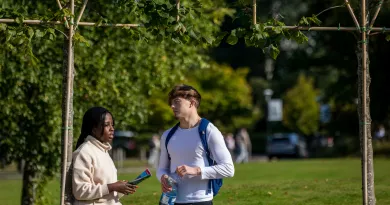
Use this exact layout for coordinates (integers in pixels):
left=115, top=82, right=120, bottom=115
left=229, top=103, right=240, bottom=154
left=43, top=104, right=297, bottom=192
left=157, top=122, right=235, bottom=203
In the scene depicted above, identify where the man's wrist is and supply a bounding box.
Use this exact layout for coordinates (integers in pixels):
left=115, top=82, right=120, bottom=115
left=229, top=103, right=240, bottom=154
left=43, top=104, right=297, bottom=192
left=196, top=167, right=201, bottom=176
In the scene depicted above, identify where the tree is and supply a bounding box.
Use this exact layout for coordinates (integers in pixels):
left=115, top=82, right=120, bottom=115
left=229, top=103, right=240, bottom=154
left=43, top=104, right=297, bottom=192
left=187, top=63, right=260, bottom=133
left=283, top=74, right=319, bottom=136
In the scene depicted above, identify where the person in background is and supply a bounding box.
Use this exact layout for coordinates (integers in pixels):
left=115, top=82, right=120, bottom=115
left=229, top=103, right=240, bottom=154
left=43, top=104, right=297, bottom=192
left=148, top=134, right=161, bottom=168
left=375, top=124, right=386, bottom=143
left=236, top=128, right=252, bottom=160
left=72, top=107, right=138, bottom=205
left=224, top=133, right=235, bottom=159
left=234, top=134, right=248, bottom=164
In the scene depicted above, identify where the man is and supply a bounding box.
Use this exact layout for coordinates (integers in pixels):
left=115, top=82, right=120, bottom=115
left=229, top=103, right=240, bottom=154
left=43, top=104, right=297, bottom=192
left=157, top=84, right=235, bottom=205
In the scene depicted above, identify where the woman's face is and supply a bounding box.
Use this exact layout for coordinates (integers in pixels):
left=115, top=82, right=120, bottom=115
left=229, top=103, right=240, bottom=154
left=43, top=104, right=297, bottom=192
left=93, top=113, right=115, bottom=143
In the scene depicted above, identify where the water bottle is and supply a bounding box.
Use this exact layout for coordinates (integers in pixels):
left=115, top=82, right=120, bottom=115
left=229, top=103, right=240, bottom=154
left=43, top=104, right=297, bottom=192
left=159, top=173, right=181, bottom=205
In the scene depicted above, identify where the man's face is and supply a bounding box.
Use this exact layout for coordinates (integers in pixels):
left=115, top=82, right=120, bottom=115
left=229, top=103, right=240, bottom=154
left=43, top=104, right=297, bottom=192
left=170, top=97, right=192, bottom=119
left=93, top=113, right=115, bottom=143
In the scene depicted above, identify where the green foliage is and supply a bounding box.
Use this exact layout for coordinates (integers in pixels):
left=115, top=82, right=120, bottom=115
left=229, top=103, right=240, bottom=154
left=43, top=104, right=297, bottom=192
left=140, top=63, right=260, bottom=133
left=225, top=15, right=319, bottom=60
left=386, top=34, right=390, bottom=42
left=283, top=74, right=320, bottom=136
left=298, top=14, right=322, bottom=26
left=0, top=29, right=63, bottom=205
left=112, top=0, right=234, bottom=45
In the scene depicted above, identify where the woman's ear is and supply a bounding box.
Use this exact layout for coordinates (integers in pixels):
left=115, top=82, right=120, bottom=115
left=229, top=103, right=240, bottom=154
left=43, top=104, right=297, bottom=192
left=92, top=127, right=97, bottom=137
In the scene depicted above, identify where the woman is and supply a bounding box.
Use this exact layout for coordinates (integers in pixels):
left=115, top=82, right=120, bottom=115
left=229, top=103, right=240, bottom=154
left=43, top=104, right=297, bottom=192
left=72, top=107, right=137, bottom=205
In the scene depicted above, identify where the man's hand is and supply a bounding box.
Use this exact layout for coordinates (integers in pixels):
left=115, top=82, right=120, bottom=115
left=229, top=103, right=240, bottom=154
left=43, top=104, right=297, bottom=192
left=176, top=165, right=201, bottom=177
left=160, top=174, right=173, bottom=193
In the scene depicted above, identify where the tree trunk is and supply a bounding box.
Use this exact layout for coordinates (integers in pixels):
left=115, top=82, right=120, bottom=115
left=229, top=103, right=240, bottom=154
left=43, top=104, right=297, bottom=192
left=356, top=30, right=375, bottom=205
left=61, top=34, right=75, bottom=205
left=61, top=2, right=75, bottom=204
left=357, top=1, right=375, bottom=204
left=21, top=162, right=36, bottom=205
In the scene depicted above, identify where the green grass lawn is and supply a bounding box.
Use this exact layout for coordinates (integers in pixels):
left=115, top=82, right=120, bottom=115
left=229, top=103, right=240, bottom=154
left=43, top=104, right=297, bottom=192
left=1, top=158, right=389, bottom=205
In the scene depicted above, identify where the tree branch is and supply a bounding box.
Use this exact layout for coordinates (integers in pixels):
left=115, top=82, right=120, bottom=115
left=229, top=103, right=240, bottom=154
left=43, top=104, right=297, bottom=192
left=176, top=0, right=180, bottom=22
left=344, top=0, right=361, bottom=31
left=75, top=0, right=88, bottom=31
left=368, top=0, right=383, bottom=34
left=56, top=0, right=70, bottom=28
left=0, top=19, right=140, bottom=27
left=316, top=5, right=345, bottom=17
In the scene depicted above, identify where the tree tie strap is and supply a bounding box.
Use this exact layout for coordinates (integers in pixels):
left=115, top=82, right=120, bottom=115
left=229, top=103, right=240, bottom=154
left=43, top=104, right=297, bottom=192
left=61, top=127, right=73, bottom=130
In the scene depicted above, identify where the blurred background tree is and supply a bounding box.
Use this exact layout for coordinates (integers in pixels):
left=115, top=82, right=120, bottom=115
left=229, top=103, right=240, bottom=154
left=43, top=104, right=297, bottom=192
left=282, top=74, right=319, bottom=136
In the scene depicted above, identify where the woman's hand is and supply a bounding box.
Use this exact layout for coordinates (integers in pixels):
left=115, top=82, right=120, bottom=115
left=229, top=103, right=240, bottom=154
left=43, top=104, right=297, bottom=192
left=160, top=174, right=172, bottom=193
left=108, top=180, right=138, bottom=195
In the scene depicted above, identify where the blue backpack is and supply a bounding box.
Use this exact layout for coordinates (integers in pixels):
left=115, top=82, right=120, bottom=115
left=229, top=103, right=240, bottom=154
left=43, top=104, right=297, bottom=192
left=165, top=118, right=223, bottom=196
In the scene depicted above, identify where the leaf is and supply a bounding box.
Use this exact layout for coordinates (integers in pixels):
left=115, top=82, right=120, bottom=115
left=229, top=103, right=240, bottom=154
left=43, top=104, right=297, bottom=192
left=15, top=16, right=24, bottom=24
left=254, top=39, right=266, bottom=48
left=0, top=23, right=7, bottom=31
left=291, top=31, right=308, bottom=44
left=153, top=0, right=166, bottom=5
left=173, top=23, right=181, bottom=32
left=272, top=26, right=283, bottom=34
left=299, top=17, right=309, bottom=26
left=14, top=36, right=25, bottom=45
left=309, top=14, right=322, bottom=25
left=189, top=30, right=199, bottom=40
left=6, top=29, right=16, bottom=42
left=95, top=19, right=103, bottom=27
left=47, top=28, right=55, bottom=36
left=386, top=34, right=390, bottom=42
left=35, top=29, right=46, bottom=38
left=171, top=37, right=181, bottom=44
left=73, top=32, right=90, bottom=47
left=244, top=36, right=255, bottom=47
left=227, top=30, right=238, bottom=45
left=213, top=31, right=228, bottom=46
left=179, top=23, right=187, bottom=33
left=157, top=10, right=169, bottom=18
left=236, top=28, right=247, bottom=38
left=268, top=44, right=280, bottom=60
left=28, top=27, right=34, bottom=38
left=202, top=35, right=214, bottom=44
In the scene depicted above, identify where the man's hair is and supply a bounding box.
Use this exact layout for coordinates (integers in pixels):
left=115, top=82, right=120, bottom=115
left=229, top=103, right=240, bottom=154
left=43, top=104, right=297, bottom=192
left=168, top=84, right=202, bottom=108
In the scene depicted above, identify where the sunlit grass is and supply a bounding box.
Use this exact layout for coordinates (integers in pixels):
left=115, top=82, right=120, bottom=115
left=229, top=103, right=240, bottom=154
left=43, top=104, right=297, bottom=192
left=1, top=158, right=389, bottom=205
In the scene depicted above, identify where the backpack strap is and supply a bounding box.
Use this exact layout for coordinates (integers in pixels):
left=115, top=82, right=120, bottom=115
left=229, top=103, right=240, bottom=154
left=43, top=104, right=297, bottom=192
left=198, top=118, right=212, bottom=164
left=165, top=122, right=180, bottom=161
left=198, top=118, right=213, bottom=194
